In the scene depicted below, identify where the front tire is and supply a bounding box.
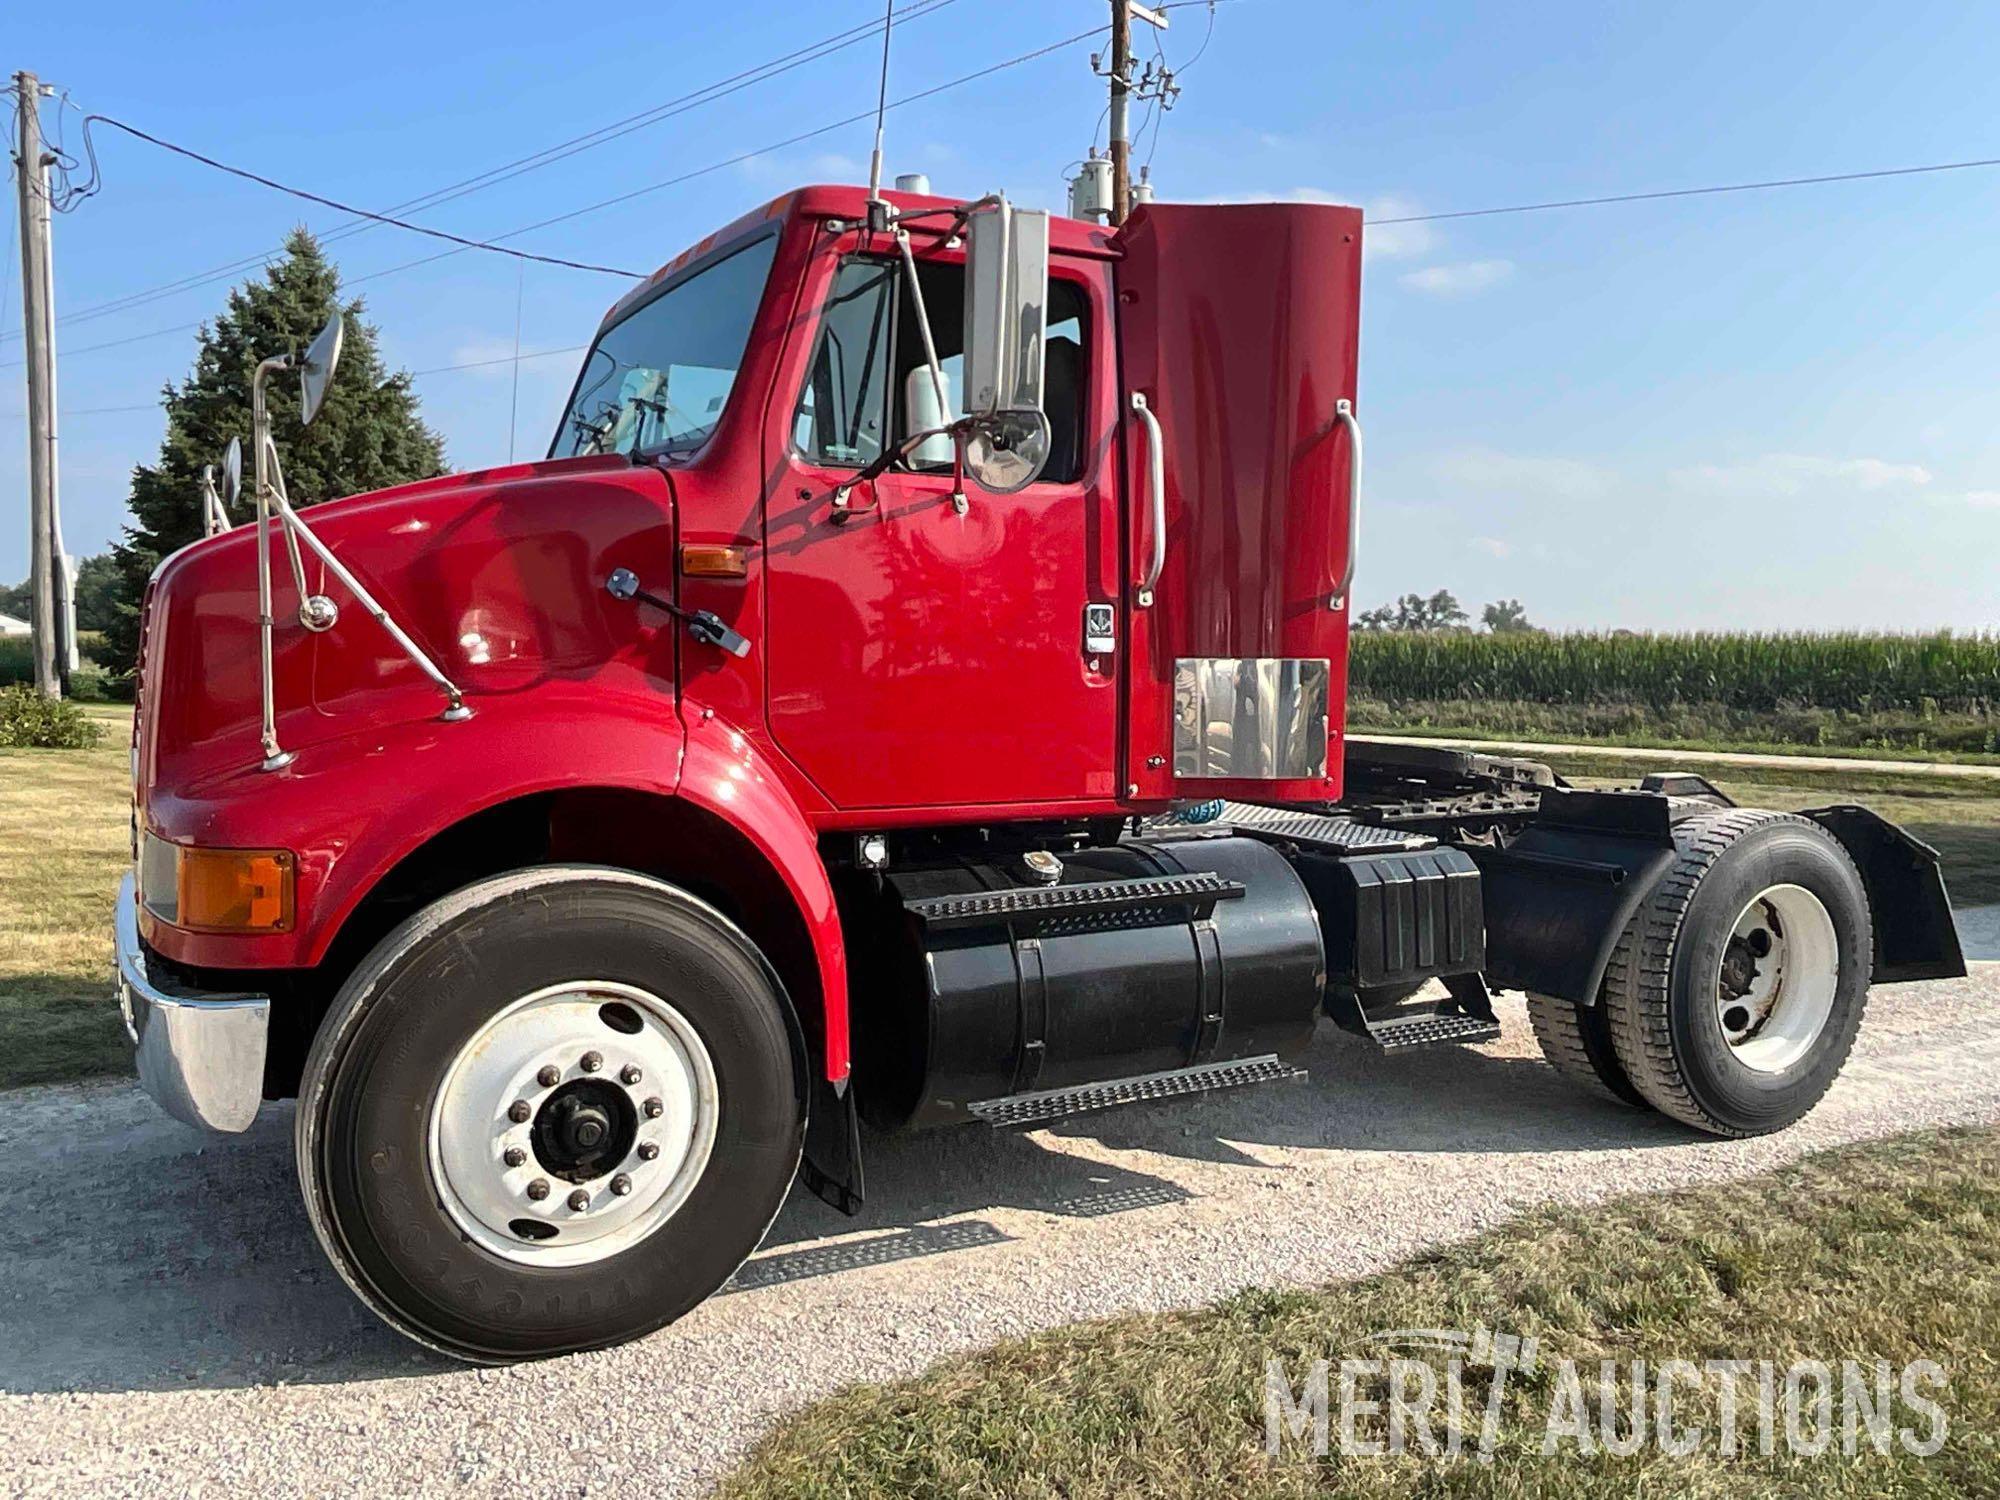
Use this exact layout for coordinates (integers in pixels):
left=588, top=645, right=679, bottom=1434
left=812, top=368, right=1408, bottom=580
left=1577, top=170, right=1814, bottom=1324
left=1601, top=810, right=1872, bottom=1137
left=296, top=866, right=805, bottom=1362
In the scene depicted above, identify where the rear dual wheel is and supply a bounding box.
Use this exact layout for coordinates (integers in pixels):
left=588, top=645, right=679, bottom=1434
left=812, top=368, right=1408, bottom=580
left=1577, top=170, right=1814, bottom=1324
left=1531, top=810, right=1872, bottom=1136
left=296, top=867, right=804, bottom=1362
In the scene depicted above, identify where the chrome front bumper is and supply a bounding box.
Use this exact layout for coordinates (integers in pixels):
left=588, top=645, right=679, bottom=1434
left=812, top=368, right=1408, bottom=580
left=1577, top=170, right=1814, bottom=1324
left=115, top=873, right=270, bottom=1132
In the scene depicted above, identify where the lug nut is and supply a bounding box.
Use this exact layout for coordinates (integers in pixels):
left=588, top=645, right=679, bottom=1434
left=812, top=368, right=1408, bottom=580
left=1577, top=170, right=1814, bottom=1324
left=502, top=1146, right=527, bottom=1168
left=507, top=1100, right=532, bottom=1124
left=580, top=1050, right=603, bottom=1074
left=526, top=1178, right=551, bottom=1201
left=537, top=1064, right=561, bottom=1087
left=643, top=1097, right=664, bottom=1119
left=567, top=1189, right=590, bottom=1212
left=637, top=1141, right=660, bottom=1162
left=620, top=1064, right=643, bottom=1086
left=610, top=1174, right=633, bottom=1196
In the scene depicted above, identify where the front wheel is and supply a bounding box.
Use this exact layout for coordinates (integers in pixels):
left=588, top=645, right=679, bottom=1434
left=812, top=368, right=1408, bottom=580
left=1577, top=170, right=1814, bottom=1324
left=1602, top=810, right=1872, bottom=1137
left=296, top=866, right=805, bottom=1362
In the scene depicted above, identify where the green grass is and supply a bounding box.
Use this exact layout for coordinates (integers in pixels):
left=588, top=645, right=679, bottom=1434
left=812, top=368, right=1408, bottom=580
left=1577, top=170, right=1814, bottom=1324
left=1351, top=697, right=2000, bottom=762
left=0, top=733, right=133, bottom=1088
left=0, top=709, right=1997, bottom=1090
left=718, top=1128, right=2000, bottom=1499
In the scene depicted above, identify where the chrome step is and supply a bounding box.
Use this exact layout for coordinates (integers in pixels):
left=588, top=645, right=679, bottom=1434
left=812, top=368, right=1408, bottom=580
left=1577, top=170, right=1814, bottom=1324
left=967, top=1054, right=1305, bottom=1128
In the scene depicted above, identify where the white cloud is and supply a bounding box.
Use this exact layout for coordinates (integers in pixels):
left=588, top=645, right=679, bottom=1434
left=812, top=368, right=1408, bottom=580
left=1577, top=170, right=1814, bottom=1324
left=1429, top=447, right=1612, bottom=502
left=1670, top=453, right=1933, bottom=498
left=1470, top=536, right=1513, bottom=559
left=1958, top=490, right=2000, bottom=509
left=1399, top=259, right=1514, bottom=297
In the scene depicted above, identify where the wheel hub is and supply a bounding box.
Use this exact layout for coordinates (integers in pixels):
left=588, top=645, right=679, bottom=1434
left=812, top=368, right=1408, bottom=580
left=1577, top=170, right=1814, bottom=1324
left=531, top=1079, right=637, bottom=1183
left=427, top=980, right=719, bottom=1268
left=1712, top=883, right=1839, bottom=1075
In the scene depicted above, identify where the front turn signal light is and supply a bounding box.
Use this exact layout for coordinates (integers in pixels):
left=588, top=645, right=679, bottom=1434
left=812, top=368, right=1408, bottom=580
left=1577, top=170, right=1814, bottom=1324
left=142, top=835, right=295, bottom=933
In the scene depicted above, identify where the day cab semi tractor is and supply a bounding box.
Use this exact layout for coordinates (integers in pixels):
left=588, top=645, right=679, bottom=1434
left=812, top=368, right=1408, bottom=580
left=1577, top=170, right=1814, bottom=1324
left=116, top=181, right=1966, bottom=1362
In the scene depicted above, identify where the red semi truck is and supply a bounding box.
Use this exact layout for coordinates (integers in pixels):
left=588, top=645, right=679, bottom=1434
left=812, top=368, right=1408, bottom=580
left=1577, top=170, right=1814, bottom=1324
left=116, top=183, right=1965, bottom=1362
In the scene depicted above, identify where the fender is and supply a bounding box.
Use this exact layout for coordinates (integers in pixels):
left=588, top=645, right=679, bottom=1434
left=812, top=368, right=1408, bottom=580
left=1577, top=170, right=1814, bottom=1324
left=677, top=703, right=849, bottom=1082
left=142, top=685, right=851, bottom=1081
left=1804, top=804, right=1967, bottom=983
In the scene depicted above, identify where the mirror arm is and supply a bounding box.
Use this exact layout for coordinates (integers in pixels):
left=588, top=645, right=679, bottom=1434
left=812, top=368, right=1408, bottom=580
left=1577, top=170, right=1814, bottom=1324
left=830, top=421, right=966, bottom=521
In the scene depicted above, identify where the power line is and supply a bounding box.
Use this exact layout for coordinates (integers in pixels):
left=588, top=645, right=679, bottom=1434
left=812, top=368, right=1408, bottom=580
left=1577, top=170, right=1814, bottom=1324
left=1, top=22, right=1111, bottom=371
left=1369, top=156, right=2000, bottom=226
left=78, top=116, right=647, bottom=278
left=20, top=0, right=966, bottom=340
left=0, top=344, right=593, bottom=422
left=409, top=344, right=587, bottom=378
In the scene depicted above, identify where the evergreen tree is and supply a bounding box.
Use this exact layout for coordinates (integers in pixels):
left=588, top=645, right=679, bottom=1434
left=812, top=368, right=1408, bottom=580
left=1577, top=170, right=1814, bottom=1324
left=104, top=230, right=445, bottom=667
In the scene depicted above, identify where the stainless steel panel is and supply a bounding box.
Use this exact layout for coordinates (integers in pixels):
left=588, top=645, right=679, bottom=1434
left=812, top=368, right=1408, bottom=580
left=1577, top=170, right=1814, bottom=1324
left=1173, top=658, right=1330, bottom=779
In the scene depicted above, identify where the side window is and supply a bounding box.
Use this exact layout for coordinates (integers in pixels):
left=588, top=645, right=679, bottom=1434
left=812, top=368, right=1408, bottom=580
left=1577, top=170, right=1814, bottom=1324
left=794, top=255, right=1089, bottom=485
left=794, top=260, right=896, bottom=466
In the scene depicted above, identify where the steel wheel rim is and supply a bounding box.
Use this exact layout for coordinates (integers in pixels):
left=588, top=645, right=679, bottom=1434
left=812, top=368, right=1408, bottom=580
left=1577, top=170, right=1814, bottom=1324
left=1713, top=883, right=1839, bottom=1074
left=427, top=980, right=719, bottom=1268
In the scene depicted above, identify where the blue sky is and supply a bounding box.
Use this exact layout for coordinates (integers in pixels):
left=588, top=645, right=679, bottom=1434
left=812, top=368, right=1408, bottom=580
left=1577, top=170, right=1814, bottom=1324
left=5, top=0, right=1998, bottom=629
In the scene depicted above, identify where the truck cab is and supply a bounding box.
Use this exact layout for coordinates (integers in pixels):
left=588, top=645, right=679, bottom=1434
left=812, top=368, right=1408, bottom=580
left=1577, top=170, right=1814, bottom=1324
left=115, top=183, right=1963, bottom=1363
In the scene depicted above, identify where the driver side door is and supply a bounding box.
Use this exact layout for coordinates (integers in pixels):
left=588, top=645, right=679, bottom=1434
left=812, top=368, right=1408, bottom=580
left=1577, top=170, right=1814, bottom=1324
left=761, top=231, right=1121, bottom=813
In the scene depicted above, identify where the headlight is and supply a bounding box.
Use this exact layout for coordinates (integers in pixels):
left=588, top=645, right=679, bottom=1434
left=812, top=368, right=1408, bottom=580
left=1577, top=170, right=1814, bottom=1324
left=139, top=833, right=295, bottom=933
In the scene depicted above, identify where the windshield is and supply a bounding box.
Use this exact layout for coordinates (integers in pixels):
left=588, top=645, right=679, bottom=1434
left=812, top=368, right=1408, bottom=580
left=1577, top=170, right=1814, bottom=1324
left=552, top=234, right=779, bottom=460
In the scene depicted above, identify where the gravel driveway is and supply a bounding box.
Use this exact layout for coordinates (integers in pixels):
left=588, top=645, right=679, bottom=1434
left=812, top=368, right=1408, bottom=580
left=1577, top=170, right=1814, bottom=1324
left=5, top=969, right=1997, bottom=1497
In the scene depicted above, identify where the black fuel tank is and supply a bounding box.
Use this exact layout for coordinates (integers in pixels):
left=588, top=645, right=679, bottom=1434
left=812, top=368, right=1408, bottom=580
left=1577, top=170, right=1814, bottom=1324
left=848, top=836, right=1325, bottom=1130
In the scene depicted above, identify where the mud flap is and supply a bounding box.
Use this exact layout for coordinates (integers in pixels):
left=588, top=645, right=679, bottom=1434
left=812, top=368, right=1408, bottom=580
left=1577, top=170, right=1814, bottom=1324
left=801, top=1073, right=864, bottom=1216
left=1470, top=788, right=1678, bottom=1006
left=1804, top=805, right=1967, bottom=983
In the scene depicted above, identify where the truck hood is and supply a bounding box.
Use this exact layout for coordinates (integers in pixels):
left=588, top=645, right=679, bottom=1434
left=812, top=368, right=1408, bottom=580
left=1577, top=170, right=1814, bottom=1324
left=139, top=453, right=679, bottom=801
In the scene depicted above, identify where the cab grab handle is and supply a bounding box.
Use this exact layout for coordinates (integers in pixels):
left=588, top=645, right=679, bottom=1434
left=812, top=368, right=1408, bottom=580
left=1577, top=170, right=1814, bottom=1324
left=1130, top=391, right=1166, bottom=607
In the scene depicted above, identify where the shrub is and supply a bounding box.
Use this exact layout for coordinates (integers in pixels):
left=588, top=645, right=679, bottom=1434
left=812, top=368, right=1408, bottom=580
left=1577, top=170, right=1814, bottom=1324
left=0, top=685, right=106, bottom=749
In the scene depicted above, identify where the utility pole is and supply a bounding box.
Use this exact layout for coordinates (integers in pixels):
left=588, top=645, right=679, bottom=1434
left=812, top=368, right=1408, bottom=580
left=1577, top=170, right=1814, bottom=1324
left=1107, top=0, right=1133, bottom=225
left=13, top=71, right=60, bottom=697
left=1103, top=4, right=1169, bottom=226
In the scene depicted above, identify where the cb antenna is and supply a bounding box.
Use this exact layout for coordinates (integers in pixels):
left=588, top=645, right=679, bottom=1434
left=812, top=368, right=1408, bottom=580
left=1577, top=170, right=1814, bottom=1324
left=866, top=0, right=894, bottom=231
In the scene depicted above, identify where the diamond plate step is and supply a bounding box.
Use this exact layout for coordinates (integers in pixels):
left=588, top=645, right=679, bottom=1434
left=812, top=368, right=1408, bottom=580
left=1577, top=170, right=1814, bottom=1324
left=967, top=1054, right=1305, bottom=1128
left=904, top=873, right=1244, bottom=935
left=1365, top=1010, right=1502, bottom=1050
left=1215, top=802, right=1438, bottom=855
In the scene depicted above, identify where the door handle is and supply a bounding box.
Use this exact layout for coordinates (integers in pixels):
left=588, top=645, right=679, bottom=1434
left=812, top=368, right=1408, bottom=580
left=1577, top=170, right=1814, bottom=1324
left=1130, top=391, right=1166, bottom=607
left=1328, top=398, right=1361, bottom=611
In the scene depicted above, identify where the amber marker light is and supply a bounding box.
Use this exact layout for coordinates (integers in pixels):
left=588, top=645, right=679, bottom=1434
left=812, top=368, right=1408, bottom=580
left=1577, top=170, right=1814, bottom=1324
left=141, top=834, right=295, bottom=933
left=681, top=544, right=749, bottom=578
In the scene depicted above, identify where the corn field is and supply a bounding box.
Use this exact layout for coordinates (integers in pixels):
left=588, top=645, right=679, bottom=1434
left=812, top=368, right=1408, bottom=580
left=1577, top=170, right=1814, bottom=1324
left=1349, top=631, right=2000, bottom=713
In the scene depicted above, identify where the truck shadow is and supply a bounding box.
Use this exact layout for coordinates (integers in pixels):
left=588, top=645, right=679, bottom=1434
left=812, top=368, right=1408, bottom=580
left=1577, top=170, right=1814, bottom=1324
left=0, top=1014, right=1691, bottom=1398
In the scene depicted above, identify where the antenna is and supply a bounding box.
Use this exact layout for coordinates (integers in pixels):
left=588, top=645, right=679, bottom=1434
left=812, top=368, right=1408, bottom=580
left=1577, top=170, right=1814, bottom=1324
left=866, top=0, right=894, bottom=226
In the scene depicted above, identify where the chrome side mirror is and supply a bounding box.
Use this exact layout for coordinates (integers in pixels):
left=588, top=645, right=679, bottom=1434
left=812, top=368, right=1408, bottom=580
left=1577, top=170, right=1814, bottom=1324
left=221, top=436, right=242, bottom=509
left=961, top=197, right=1051, bottom=494
left=299, top=312, right=345, bottom=426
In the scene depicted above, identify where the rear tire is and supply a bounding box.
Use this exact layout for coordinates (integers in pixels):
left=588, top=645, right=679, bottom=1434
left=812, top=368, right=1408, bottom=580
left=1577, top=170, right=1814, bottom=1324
left=1526, top=990, right=1645, bottom=1107
left=1601, top=810, right=1871, bottom=1137
left=296, top=866, right=805, bottom=1362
